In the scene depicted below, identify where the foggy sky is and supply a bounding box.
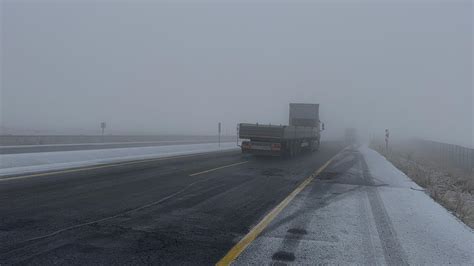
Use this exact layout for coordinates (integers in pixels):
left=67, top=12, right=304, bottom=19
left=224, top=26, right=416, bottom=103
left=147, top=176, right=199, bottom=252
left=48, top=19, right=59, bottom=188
left=1, top=0, right=473, bottom=147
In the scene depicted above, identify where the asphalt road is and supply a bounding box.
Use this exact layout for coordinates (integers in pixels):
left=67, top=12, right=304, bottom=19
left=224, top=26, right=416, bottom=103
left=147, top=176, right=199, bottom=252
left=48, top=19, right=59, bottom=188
left=0, top=141, right=344, bottom=264
left=0, top=140, right=233, bottom=154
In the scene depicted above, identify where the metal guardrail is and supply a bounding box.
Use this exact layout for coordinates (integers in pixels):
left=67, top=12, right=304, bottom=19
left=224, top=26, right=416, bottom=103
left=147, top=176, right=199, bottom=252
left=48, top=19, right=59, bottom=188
left=413, top=139, right=473, bottom=174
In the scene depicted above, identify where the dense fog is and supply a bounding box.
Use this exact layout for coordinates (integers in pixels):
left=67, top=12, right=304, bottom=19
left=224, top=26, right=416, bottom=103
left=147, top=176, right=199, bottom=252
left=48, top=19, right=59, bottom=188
left=1, top=1, right=472, bottom=147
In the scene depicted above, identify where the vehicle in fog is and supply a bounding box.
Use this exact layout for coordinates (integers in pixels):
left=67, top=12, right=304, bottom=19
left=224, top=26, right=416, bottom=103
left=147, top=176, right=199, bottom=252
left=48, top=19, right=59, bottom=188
left=239, top=103, right=323, bottom=157
left=344, top=128, right=358, bottom=145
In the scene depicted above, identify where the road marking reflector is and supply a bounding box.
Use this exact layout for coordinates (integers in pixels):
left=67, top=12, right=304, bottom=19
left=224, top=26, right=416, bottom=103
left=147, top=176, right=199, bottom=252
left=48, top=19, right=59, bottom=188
left=216, top=155, right=338, bottom=266
left=189, top=161, right=249, bottom=176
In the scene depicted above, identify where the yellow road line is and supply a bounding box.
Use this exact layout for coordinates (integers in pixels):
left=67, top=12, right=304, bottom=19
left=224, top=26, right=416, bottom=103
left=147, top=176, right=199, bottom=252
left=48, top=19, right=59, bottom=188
left=216, top=155, right=338, bottom=266
left=189, top=161, right=249, bottom=176
left=1, top=151, right=232, bottom=182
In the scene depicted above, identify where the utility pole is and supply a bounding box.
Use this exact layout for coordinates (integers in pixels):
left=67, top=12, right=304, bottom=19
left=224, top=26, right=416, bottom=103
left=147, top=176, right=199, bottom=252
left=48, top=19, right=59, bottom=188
left=385, top=129, right=390, bottom=152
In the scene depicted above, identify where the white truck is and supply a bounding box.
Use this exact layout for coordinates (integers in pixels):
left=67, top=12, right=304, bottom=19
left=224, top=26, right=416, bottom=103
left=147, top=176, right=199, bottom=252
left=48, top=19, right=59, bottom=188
left=239, top=103, right=323, bottom=157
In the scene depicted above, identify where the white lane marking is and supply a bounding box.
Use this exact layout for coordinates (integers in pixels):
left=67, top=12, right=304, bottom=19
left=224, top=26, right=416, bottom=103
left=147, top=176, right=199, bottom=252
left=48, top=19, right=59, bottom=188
left=189, top=161, right=249, bottom=176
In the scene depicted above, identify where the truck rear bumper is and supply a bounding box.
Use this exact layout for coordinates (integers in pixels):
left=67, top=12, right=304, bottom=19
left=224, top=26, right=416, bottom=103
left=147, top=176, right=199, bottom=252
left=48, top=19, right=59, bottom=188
left=241, top=141, right=282, bottom=156
left=241, top=148, right=282, bottom=156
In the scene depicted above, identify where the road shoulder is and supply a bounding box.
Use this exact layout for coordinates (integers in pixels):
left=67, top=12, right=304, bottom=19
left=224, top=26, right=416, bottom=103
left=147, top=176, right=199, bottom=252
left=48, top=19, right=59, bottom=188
left=232, top=146, right=474, bottom=265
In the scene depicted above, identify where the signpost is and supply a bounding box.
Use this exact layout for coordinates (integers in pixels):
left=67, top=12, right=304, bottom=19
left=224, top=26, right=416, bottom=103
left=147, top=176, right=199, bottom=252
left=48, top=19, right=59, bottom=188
left=218, top=122, right=221, bottom=147
left=101, top=122, right=106, bottom=143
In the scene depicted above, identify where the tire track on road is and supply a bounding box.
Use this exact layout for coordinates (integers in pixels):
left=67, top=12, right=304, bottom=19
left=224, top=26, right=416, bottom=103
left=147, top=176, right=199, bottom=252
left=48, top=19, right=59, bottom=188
left=360, top=153, right=408, bottom=266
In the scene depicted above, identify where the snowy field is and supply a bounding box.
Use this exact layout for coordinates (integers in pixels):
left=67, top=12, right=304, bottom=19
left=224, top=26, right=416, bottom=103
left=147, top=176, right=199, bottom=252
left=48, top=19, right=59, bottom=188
left=0, top=142, right=238, bottom=176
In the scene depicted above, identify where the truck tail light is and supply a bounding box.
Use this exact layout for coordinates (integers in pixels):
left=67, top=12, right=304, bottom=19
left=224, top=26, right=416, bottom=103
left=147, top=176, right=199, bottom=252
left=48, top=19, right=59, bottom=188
left=271, top=143, right=281, bottom=150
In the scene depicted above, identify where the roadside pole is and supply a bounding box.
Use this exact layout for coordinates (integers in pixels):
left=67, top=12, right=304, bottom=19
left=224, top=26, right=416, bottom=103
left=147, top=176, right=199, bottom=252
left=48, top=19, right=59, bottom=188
left=385, top=129, right=390, bottom=152
left=236, top=124, right=239, bottom=146
left=218, top=122, right=221, bottom=147
left=101, top=122, right=106, bottom=142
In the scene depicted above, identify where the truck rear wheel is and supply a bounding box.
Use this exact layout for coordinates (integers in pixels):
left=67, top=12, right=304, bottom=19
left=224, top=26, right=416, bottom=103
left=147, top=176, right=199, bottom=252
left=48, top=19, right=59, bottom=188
left=288, top=141, right=296, bottom=158
left=313, top=140, right=320, bottom=151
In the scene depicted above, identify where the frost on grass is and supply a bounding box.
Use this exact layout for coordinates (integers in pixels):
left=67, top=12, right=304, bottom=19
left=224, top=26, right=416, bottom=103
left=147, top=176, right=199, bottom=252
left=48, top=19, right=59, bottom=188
left=370, top=141, right=474, bottom=228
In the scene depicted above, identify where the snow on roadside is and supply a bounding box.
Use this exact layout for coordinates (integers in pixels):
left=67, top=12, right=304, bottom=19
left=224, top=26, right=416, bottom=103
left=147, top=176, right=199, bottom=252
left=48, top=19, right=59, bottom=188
left=359, top=146, right=423, bottom=189
left=0, top=140, right=203, bottom=149
left=0, top=142, right=238, bottom=176
left=359, top=145, right=474, bottom=264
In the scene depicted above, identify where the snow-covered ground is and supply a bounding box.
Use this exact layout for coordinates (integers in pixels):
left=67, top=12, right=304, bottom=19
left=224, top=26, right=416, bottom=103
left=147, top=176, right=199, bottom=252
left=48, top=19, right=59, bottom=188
left=0, top=142, right=238, bottom=176
left=235, top=145, right=473, bottom=265
left=0, top=140, right=207, bottom=149
left=359, top=146, right=424, bottom=189
left=359, top=146, right=473, bottom=263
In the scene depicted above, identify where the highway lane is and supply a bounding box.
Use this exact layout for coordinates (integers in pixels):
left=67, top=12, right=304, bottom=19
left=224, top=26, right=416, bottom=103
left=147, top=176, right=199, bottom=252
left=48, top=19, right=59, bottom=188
left=0, top=139, right=234, bottom=154
left=0, top=141, right=344, bottom=264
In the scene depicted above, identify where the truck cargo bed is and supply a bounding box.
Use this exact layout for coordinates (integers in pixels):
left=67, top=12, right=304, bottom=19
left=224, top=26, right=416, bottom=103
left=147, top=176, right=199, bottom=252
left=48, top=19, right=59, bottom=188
left=239, top=123, right=318, bottom=141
